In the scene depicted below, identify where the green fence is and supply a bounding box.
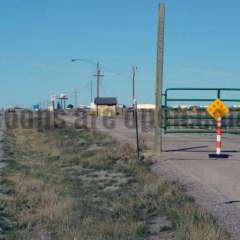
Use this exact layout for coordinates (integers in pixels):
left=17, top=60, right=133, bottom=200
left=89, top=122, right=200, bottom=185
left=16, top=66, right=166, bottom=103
left=164, top=88, right=240, bottom=134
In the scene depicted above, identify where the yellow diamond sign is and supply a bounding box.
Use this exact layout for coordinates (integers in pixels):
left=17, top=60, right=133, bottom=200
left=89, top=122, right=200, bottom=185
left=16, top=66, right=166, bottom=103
left=207, top=98, right=229, bottom=119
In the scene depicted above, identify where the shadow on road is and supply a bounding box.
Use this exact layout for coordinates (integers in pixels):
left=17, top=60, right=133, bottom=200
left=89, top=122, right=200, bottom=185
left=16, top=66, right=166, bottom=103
left=165, top=145, right=239, bottom=153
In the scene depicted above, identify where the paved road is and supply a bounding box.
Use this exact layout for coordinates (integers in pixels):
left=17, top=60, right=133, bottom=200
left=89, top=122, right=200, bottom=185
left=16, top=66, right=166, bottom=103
left=61, top=115, right=240, bottom=239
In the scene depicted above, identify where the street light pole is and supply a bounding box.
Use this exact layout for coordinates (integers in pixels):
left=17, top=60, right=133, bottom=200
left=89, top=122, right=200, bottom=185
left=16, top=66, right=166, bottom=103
left=71, top=58, right=103, bottom=104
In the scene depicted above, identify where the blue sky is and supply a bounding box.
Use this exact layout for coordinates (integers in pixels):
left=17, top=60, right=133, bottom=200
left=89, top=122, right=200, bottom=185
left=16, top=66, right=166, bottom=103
left=1, top=0, right=240, bottom=108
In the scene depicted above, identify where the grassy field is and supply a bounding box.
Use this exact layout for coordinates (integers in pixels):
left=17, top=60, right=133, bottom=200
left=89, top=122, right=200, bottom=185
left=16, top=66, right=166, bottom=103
left=0, top=117, right=230, bottom=240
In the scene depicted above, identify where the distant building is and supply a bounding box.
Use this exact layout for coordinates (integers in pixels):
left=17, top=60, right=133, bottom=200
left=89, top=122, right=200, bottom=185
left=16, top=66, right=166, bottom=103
left=90, top=102, right=96, bottom=110
left=137, top=103, right=155, bottom=110
left=94, top=97, right=117, bottom=117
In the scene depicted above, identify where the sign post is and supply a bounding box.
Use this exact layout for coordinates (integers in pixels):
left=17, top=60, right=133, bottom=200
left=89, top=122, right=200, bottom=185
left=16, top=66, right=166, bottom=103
left=207, top=98, right=229, bottom=158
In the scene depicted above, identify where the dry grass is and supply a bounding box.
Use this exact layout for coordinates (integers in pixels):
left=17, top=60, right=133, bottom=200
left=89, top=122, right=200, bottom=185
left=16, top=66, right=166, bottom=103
left=0, top=115, right=230, bottom=240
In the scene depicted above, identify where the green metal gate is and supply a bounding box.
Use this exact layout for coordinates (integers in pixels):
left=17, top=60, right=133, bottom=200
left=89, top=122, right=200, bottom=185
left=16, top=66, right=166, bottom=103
left=164, top=88, right=240, bottom=134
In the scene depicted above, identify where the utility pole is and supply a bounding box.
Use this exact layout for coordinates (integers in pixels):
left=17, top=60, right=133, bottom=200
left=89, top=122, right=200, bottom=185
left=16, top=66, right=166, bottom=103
left=73, top=89, right=80, bottom=108
left=132, top=66, right=137, bottom=106
left=93, top=62, right=104, bottom=98
left=93, top=62, right=104, bottom=116
left=90, top=79, right=93, bottom=102
left=154, top=3, right=165, bottom=154
left=50, top=95, right=56, bottom=128
left=131, top=66, right=140, bottom=160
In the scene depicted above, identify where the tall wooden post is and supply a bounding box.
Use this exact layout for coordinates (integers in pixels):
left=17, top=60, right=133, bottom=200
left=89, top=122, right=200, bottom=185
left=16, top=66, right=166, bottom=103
left=132, top=66, right=137, bottom=120
left=94, top=62, right=104, bottom=116
left=96, top=62, right=100, bottom=98
left=131, top=67, right=140, bottom=161
left=132, top=66, right=137, bottom=105
left=50, top=95, right=56, bottom=128
left=154, top=3, right=165, bottom=154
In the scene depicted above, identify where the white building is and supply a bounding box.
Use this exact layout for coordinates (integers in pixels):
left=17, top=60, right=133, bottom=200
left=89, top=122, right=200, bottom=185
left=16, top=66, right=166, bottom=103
left=137, top=103, right=155, bottom=110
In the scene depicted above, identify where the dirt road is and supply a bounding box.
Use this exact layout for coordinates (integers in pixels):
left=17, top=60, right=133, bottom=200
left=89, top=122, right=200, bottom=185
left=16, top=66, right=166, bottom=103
left=61, top=115, right=240, bottom=239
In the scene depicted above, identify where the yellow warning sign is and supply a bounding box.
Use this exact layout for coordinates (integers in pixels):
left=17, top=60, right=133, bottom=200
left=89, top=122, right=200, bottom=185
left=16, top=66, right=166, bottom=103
left=207, top=98, right=229, bottom=119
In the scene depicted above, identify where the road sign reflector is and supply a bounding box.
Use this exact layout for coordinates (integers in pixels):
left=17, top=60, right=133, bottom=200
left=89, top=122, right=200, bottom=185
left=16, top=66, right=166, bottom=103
left=207, top=99, right=229, bottom=119
left=207, top=99, right=230, bottom=158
